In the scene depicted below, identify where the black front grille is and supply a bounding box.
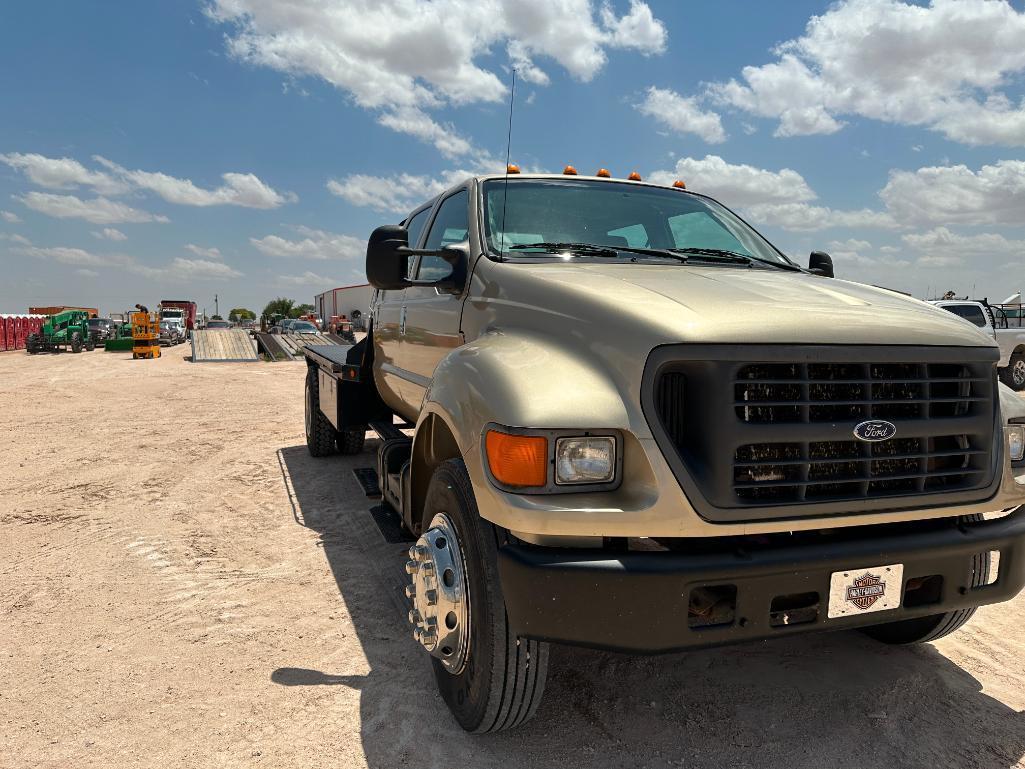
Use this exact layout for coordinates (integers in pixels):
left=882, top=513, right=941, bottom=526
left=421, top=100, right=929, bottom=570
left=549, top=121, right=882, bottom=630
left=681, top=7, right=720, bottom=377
left=731, top=362, right=989, bottom=503
left=643, top=345, right=999, bottom=523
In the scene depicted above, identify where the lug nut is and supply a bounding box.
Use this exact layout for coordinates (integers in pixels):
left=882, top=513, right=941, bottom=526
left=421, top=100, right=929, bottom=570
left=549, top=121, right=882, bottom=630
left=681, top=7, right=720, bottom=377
left=404, top=560, right=418, bottom=575
left=421, top=632, right=438, bottom=647
left=408, top=609, right=422, bottom=626
left=404, top=585, right=416, bottom=599
left=420, top=561, right=435, bottom=576
left=412, top=627, right=422, bottom=641
left=425, top=589, right=438, bottom=605
left=409, top=543, right=429, bottom=561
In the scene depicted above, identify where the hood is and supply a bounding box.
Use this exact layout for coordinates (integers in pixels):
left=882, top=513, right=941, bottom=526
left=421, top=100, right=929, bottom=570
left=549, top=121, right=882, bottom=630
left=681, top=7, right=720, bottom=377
left=484, top=261, right=996, bottom=349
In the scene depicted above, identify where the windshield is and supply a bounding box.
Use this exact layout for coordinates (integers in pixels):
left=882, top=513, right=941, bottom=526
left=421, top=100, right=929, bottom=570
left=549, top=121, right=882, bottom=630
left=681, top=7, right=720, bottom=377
left=482, top=178, right=792, bottom=266
left=87, top=319, right=107, bottom=328
left=292, top=322, right=317, bottom=332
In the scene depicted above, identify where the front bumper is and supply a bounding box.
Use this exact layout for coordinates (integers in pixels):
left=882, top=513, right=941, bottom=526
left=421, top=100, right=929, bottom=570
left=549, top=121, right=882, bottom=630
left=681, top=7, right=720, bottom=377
left=497, top=507, right=1025, bottom=653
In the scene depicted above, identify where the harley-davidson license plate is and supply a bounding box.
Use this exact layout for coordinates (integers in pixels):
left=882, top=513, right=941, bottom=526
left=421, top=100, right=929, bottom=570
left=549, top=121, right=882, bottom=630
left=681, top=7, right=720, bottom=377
left=827, top=563, right=903, bottom=619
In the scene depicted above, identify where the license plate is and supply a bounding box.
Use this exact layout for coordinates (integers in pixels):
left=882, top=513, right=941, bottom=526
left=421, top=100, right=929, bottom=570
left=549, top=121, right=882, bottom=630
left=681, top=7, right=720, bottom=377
left=827, top=563, right=903, bottom=619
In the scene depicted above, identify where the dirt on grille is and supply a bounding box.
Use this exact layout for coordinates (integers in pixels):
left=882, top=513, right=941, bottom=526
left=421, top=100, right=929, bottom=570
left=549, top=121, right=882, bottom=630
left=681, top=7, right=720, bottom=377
left=2, top=347, right=1025, bottom=769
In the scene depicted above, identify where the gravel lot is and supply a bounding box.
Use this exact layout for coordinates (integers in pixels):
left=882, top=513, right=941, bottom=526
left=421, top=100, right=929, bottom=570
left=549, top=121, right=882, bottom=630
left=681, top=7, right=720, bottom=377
left=3, top=348, right=1025, bottom=768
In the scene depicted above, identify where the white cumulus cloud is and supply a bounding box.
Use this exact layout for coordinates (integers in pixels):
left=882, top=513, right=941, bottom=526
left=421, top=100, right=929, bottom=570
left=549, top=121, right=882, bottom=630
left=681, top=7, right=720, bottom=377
left=95, top=157, right=296, bottom=209
left=0, top=210, right=20, bottom=223
left=185, top=243, right=221, bottom=259
left=91, top=227, right=128, bottom=241
left=706, top=0, right=1025, bottom=145
left=206, top=0, right=667, bottom=155
left=277, top=270, right=340, bottom=286
left=15, top=192, right=169, bottom=224
left=0, top=152, right=128, bottom=195
left=637, top=87, right=726, bottom=144
left=327, top=169, right=474, bottom=213
left=880, top=159, right=1025, bottom=226
left=250, top=226, right=364, bottom=260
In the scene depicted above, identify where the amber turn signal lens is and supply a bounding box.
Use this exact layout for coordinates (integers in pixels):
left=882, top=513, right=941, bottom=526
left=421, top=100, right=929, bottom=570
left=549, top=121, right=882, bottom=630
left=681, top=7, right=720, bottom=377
left=628, top=171, right=642, bottom=181
left=563, top=165, right=578, bottom=175
left=596, top=168, right=611, bottom=178
left=486, top=430, right=548, bottom=488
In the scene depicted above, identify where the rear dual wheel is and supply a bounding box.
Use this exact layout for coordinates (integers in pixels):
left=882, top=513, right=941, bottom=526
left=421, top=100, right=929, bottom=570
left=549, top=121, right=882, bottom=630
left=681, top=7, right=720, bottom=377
left=304, top=366, right=366, bottom=457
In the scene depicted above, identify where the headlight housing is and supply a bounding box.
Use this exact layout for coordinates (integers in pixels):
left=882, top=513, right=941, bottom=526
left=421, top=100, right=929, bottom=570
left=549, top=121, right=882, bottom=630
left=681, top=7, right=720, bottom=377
left=555, top=436, right=616, bottom=485
left=1006, top=424, right=1025, bottom=463
left=483, top=425, right=621, bottom=494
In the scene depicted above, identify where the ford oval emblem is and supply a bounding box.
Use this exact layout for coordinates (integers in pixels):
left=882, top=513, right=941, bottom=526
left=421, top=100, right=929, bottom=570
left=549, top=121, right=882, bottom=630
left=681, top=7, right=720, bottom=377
left=853, top=420, right=897, bottom=442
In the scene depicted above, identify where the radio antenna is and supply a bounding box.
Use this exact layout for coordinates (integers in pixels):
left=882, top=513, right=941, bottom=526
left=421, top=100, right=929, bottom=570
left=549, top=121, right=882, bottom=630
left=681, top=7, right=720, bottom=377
left=498, top=67, right=516, bottom=262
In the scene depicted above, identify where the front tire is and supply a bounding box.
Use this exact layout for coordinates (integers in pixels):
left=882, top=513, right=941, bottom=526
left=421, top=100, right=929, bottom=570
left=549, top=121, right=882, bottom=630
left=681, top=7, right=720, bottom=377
left=863, top=516, right=990, bottom=645
left=1000, top=354, right=1025, bottom=390
left=420, top=459, right=549, bottom=732
left=70, top=332, right=83, bottom=353
left=305, top=366, right=337, bottom=457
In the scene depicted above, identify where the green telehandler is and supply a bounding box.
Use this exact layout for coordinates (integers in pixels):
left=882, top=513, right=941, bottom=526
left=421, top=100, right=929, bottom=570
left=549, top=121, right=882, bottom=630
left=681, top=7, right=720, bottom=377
left=26, top=310, right=98, bottom=354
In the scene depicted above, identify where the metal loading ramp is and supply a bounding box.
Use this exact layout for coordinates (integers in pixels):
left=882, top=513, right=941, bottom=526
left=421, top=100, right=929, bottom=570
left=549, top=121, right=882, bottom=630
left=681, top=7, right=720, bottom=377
left=191, top=329, right=259, bottom=362
left=255, top=331, right=341, bottom=360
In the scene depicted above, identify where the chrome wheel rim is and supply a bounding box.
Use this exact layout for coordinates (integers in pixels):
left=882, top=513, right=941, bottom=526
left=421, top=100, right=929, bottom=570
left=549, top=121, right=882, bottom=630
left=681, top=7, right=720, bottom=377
left=404, top=513, right=470, bottom=674
left=1015, top=360, right=1025, bottom=386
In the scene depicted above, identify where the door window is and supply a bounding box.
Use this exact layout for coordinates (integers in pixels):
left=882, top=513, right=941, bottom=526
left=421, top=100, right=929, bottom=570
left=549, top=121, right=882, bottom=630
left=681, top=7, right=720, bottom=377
left=419, top=189, right=468, bottom=281
left=404, top=207, right=432, bottom=277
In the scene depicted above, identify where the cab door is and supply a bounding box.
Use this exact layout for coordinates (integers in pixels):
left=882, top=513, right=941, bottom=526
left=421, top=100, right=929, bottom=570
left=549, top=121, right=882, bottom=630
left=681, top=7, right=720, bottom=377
left=373, top=204, right=433, bottom=416
left=399, top=188, right=469, bottom=403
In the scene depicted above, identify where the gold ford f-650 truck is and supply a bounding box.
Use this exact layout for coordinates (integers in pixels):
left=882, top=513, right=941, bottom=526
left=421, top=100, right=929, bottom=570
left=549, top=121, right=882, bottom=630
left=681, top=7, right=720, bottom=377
left=302, top=170, right=1025, bottom=733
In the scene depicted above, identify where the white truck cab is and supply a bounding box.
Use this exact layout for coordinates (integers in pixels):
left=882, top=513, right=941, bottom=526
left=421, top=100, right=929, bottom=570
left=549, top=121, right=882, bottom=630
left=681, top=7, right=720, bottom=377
left=930, top=300, right=1025, bottom=390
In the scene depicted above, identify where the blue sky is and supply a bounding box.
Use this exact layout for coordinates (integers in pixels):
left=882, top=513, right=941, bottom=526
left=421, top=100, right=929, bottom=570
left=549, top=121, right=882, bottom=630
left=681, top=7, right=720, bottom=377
left=2, top=0, right=1024, bottom=316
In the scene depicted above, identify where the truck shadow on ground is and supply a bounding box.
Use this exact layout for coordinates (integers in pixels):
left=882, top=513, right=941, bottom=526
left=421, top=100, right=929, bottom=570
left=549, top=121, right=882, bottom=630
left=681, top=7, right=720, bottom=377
left=277, top=443, right=1025, bottom=769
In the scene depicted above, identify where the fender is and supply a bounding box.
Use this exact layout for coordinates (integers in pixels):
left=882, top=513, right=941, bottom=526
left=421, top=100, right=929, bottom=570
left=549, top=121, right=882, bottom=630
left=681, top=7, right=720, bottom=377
left=407, top=329, right=643, bottom=532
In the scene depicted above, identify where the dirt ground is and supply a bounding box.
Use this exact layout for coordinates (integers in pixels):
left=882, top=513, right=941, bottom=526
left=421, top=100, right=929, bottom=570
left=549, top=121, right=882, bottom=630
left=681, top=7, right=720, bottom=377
left=3, top=347, right=1025, bottom=769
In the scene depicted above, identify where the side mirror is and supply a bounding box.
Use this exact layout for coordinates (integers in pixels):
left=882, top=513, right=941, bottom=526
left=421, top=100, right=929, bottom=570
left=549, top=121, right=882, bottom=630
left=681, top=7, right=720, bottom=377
left=809, top=251, right=834, bottom=278
left=366, top=225, right=411, bottom=290
left=366, top=225, right=470, bottom=293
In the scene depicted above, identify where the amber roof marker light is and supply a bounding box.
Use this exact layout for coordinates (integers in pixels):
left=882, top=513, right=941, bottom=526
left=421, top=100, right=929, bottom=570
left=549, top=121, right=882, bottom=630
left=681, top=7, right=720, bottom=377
left=673, top=180, right=687, bottom=189
left=596, top=168, right=611, bottom=178
left=563, top=165, right=578, bottom=175
left=506, top=164, right=520, bottom=174
left=628, top=172, right=642, bottom=181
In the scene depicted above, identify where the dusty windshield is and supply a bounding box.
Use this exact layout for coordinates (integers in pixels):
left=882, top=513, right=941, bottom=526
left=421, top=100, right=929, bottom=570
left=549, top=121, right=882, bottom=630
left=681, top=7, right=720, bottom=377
left=482, top=178, right=792, bottom=266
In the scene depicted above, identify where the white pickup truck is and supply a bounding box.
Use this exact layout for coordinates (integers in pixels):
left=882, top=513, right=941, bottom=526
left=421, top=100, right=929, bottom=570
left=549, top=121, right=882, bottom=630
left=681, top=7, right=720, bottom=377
left=930, top=300, right=1025, bottom=390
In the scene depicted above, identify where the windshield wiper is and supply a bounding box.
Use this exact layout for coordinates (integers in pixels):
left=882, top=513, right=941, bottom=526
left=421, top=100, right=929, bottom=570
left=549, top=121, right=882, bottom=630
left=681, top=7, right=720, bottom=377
left=669, top=247, right=801, bottom=271
left=509, top=242, right=688, bottom=262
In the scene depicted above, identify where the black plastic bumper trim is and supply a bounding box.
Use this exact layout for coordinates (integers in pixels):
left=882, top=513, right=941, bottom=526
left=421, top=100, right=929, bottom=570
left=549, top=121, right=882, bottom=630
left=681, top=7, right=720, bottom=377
left=497, top=508, right=1025, bottom=653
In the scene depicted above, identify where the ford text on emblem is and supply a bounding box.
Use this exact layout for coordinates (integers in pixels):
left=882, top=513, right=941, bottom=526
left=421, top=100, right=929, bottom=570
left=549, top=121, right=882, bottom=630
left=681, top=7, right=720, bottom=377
left=853, top=420, right=897, bottom=442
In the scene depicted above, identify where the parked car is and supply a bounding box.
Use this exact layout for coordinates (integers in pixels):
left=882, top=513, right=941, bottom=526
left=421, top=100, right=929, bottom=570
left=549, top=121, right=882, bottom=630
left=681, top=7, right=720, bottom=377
left=287, top=320, right=319, bottom=334
left=87, top=317, right=115, bottom=342
left=159, top=317, right=187, bottom=346
left=205, top=320, right=232, bottom=330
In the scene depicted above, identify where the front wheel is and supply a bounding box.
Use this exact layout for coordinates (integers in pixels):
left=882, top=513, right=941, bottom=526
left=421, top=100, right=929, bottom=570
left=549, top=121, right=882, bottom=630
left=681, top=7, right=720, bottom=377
left=70, top=332, right=83, bottom=353
left=26, top=333, right=40, bottom=354
left=1000, top=354, right=1025, bottom=390
left=407, top=459, right=549, bottom=732
left=863, top=517, right=990, bottom=645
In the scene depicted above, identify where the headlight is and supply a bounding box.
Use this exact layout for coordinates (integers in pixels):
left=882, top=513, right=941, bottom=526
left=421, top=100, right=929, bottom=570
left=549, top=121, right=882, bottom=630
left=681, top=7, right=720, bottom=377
left=1006, top=425, right=1025, bottom=462
left=555, top=436, right=616, bottom=485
